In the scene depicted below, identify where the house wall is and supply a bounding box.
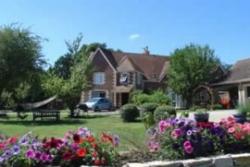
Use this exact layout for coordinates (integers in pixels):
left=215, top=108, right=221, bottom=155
left=82, top=51, right=115, bottom=103
left=239, top=83, right=250, bottom=105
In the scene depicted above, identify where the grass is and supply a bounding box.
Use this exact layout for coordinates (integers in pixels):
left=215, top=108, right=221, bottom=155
left=0, top=111, right=146, bottom=151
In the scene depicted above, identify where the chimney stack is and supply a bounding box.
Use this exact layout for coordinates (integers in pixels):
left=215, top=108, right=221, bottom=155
left=143, top=46, right=150, bottom=55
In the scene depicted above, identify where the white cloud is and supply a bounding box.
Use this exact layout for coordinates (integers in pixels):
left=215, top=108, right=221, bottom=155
left=129, top=33, right=140, bottom=40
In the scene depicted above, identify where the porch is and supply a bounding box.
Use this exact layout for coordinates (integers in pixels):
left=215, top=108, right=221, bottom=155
left=113, top=85, right=133, bottom=107
left=213, top=82, right=250, bottom=108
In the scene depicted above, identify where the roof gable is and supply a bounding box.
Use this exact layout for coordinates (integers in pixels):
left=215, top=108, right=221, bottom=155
left=117, top=56, right=136, bottom=72
left=94, top=48, right=169, bottom=81
left=215, top=58, right=250, bottom=85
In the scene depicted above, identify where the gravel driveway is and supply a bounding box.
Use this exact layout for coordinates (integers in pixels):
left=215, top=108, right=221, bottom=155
left=184, top=109, right=238, bottom=122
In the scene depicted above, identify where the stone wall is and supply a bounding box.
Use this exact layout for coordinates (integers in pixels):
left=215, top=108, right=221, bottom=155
left=124, top=153, right=250, bottom=167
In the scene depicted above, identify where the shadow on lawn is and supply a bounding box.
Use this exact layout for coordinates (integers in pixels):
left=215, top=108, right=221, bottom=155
left=0, top=114, right=109, bottom=126
left=0, top=119, right=87, bottom=126
left=65, top=114, right=108, bottom=119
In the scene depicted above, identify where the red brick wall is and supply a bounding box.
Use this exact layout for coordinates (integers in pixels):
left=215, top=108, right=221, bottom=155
left=91, top=51, right=114, bottom=90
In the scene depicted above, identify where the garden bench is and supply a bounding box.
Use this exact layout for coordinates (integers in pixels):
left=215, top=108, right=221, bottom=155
left=32, top=110, right=60, bottom=121
left=0, top=111, right=7, bottom=118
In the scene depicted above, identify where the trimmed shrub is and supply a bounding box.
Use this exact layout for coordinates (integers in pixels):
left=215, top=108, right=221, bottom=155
left=150, top=90, right=171, bottom=105
left=140, top=103, right=158, bottom=113
left=190, top=105, right=207, bottom=111
left=140, top=103, right=158, bottom=129
left=154, top=105, right=176, bottom=122
left=213, top=103, right=224, bottom=110
left=130, top=90, right=171, bottom=106
left=142, top=112, right=155, bottom=129
left=121, top=104, right=140, bottom=122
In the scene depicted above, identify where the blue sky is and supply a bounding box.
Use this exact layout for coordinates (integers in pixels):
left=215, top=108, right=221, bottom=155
left=1, top=0, right=250, bottom=65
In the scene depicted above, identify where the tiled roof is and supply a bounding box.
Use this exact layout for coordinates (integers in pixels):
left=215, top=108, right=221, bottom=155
left=101, top=48, right=169, bottom=81
left=215, top=58, right=250, bottom=85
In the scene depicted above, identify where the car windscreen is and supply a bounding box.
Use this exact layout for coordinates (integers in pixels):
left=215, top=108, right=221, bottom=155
left=87, top=98, right=100, bottom=102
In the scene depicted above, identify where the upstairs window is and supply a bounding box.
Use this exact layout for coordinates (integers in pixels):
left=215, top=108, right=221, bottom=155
left=93, top=72, right=105, bottom=85
left=120, top=72, right=129, bottom=85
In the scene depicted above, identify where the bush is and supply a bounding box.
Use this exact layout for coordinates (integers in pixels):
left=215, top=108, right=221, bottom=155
left=238, top=102, right=250, bottom=117
left=131, top=93, right=151, bottom=105
left=121, top=104, right=140, bottom=122
left=130, top=90, right=171, bottom=106
left=154, top=105, right=176, bottom=122
left=140, top=103, right=158, bottom=113
left=150, top=90, right=171, bottom=105
left=213, top=103, right=224, bottom=110
left=190, top=105, right=207, bottom=111
left=180, top=110, right=189, bottom=118
left=142, top=112, right=155, bottom=129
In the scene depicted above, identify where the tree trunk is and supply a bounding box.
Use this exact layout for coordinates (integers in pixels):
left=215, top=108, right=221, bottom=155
left=69, top=107, right=75, bottom=118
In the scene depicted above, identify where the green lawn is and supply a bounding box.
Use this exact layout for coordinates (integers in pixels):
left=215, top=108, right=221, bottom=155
left=0, top=112, right=146, bottom=151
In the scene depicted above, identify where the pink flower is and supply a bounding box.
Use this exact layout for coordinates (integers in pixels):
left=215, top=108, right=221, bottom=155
left=183, top=140, right=193, bottom=154
left=228, top=127, right=235, bottom=133
left=158, top=120, right=170, bottom=133
left=171, top=128, right=182, bottom=139
left=183, top=140, right=192, bottom=148
left=148, top=141, right=160, bottom=152
left=227, top=116, right=235, bottom=123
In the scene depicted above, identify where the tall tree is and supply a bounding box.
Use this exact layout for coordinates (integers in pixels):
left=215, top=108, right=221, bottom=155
left=168, top=44, right=220, bottom=107
left=0, top=25, right=45, bottom=105
left=52, top=34, right=106, bottom=79
left=43, top=35, right=92, bottom=117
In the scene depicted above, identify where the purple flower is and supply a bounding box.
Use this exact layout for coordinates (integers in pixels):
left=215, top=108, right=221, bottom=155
left=35, top=151, right=41, bottom=160
left=40, top=153, right=49, bottom=162
left=19, top=137, right=29, bottom=145
left=113, top=135, right=120, bottom=146
left=186, top=130, right=192, bottom=136
left=0, top=156, right=4, bottom=163
left=77, top=127, right=91, bottom=137
left=3, top=150, right=12, bottom=158
left=26, top=149, right=35, bottom=158
left=12, top=145, right=20, bottom=155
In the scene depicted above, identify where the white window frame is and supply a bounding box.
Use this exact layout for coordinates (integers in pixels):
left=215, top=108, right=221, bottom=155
left=93, top=72, right=105, bottom=85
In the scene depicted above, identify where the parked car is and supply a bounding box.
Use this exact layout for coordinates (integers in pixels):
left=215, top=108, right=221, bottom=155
left=85, top=97, right=113, bottom=111
left=76, top=103, right=88, bottom=112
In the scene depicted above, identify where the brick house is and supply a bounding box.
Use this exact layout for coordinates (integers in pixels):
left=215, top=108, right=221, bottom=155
left=81, top=48, right=169, bottom=107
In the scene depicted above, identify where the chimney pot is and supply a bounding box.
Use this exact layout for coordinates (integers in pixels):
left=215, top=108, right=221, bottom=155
left=143, top=46, right=150, bottom=55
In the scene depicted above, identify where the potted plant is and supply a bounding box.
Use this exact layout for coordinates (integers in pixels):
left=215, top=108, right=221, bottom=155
left=194, top=109, right=209, bottom=122
left=180, top=110, right=189, bottom=118
left=234, top=103, right=250, bottom=123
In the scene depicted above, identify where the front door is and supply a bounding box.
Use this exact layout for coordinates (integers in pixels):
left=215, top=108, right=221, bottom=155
left=121, top=93, right=129, bottom=105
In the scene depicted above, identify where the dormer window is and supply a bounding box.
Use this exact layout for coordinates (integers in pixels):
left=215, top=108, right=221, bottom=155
left=120, top=72, right=129, bottom=85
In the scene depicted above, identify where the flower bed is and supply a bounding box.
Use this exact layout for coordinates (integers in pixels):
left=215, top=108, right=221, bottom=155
left=147, top=116, right=250, bottom=160
left=0, top=128, right=119, bottom=167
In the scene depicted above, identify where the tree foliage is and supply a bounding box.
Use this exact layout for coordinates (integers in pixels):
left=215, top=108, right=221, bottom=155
left=0, top=25, right=45, bottom=106
left=52, top=34, right=106, bottom=79
left=168, top=44, right=220, bottom=107
left=43, top=34, right=92, bottom=117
